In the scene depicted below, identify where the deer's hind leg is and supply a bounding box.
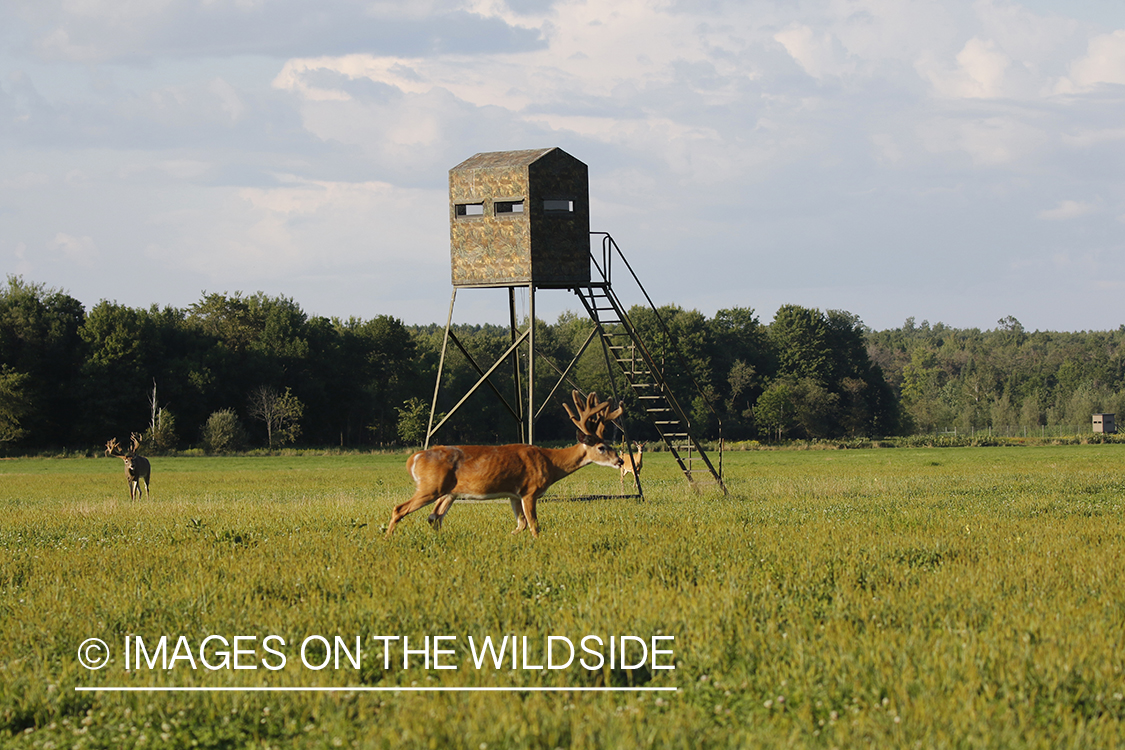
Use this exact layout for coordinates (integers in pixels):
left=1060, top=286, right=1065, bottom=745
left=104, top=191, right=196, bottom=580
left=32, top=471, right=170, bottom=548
left=510, top=497, right=527, bottom=533
left=427, top=494, right=456, bottom=530
left=387, top=452, right=456, bottom=538
left=386, top=488, right=442, bottom=537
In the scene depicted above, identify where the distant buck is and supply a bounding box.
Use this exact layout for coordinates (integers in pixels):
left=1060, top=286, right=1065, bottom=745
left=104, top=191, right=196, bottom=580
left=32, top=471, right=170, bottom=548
left=620, top=441, right=644, bottom=490
left=386, top=390, right=625, bottom=538
left=105, top=433, right=151, bottom=500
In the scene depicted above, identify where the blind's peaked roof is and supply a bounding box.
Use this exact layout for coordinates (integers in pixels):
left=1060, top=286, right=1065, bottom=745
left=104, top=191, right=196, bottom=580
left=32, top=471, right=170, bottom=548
left=451, top=147, right=564, bottom=172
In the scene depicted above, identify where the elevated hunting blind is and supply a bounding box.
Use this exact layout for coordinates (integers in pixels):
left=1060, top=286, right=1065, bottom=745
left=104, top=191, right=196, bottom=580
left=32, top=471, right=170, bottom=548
left=449, top=147, right=590, bottom=288
left=426, top=147, right=727, bottom=498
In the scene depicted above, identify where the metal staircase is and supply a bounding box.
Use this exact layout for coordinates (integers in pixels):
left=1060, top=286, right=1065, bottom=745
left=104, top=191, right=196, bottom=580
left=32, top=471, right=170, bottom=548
left=575, top=235, right=727, bottom=494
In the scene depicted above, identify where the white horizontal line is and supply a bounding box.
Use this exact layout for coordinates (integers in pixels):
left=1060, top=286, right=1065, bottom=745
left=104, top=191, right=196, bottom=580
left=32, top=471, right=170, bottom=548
left=76, top=686, right=678, bottom=693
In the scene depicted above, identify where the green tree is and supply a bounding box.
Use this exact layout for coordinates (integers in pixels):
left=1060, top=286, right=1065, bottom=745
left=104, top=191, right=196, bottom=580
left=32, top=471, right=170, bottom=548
left=755, top=376, right=840, bottom=441
left=0, top=366, right=31, bottom=446
left=900, top=348, right=952, bottom=433
left=395, top=397, right=436, bottom=447
left=78, top=301, right=163, bottom=441
left=188, top=292, right=257, bottom=353
left=755, top=379, right=796, bottom=440
left=0, top=276, right=85, bottom=446
left=709, top=307, right=770, bottom=439
left=766, top=305, right=898, bottom=438
left=770, top=304, right=830, bottom=380
left=200, top=409, right=248, bottom=453
left=790, top=377, right=840, bottom=439
left=247, top=386, right=304, bottom=449
left=726, top=359, right=758, bottom=426
left=144, top=408, right=178, bottom=453
left=356, top=315, right=418, bottom=444
left=187, top=292, right=309, bottom=416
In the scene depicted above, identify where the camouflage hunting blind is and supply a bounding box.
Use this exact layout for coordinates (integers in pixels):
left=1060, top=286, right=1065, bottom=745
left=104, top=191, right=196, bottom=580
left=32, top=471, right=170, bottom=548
left=449, top=147, right=591, bottom=288
left=430, top=146, right=728, bottom=496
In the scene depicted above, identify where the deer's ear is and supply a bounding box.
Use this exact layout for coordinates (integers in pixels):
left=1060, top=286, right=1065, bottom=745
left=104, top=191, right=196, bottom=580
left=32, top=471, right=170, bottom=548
left=576, top=430, right=595, bottom=446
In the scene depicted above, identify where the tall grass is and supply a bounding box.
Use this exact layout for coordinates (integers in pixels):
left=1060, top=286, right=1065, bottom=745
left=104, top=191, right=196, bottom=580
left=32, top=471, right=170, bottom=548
left=1, top=446, right=1124, bottom=748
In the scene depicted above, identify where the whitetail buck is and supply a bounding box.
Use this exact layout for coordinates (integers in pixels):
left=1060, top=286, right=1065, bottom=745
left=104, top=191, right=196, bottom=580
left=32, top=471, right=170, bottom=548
left=386, top=391, right=624, bottom=538
left=619, top=441, right=644, bottom=490
left=105, top=433, right=151, bottom=500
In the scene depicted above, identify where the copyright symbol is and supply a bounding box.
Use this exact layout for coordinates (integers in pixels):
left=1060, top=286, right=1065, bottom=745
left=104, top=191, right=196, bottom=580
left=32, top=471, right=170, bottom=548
left=77, top=638, right=110, bottom=670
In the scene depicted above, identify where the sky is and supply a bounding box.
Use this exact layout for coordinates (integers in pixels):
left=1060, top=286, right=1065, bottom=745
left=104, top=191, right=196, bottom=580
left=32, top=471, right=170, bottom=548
left=2, top=0, right=1124, bottom=333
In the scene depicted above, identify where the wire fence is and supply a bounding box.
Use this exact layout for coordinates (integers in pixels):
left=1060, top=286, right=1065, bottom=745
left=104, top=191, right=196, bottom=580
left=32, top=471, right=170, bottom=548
left=938, top=424, right=1116, bottom=438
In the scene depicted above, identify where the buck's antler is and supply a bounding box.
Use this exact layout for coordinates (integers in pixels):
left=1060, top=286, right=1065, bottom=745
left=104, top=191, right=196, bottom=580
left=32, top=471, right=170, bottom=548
left=563, top=390, right=623, bottom=443
left=105, top=437, right=123, bottom=457
left=129, top=432, right=144, bottom=455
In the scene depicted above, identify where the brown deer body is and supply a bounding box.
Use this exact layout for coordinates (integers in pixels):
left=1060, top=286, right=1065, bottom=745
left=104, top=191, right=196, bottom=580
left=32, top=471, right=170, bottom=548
left=386, top=391, right=624, bottom=538
left=105, top=434, right=151, bottom=500
left=620, top=442, right=644, bottom=490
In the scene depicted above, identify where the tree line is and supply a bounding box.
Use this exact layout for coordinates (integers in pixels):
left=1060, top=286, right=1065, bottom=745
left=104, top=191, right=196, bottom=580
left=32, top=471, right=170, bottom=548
left=1, top=276, right=1121, bottom=453
left=868, top=316, right=1125, bottom=435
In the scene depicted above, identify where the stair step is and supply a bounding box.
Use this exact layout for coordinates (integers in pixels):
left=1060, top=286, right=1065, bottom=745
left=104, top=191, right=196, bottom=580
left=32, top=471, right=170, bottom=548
left=575, top=283, right=726, bottom=496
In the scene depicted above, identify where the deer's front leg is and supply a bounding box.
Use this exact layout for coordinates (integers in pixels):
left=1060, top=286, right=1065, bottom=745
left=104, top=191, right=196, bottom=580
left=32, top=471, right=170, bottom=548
left=520, top=494, right=540, bottom=538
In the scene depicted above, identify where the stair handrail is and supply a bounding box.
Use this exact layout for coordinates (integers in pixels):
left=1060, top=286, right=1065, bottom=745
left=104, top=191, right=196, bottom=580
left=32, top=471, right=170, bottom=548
left=603, top=286, right=725, bottom=490
left=589, top=232, right=725, bottom=440
left=572, top=284, right=700, bottom=483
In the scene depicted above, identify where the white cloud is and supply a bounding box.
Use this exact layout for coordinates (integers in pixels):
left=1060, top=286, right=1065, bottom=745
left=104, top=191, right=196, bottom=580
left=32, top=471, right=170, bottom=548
left=52, top=232, right=99, bottom=265
left=774, top=25, right=855, bottom=81
left=9, top=0, right=549, bottom=63
left=825, top=0, right=959, bottom=62
left=208, top=78, right=246, bottom=121
left=7, top=242, right=33, bottom=276
left=3, top=0, right=1125, bottom=330
left=0, top=172, right=49, bottom=189
left=1038, top=199, right=1098, bottom=220
left=33, top=27, right=107, bottom=63
left=1061, top=127, right=1125, bottom=147
left=974, top=0, right=1081, bottom=64
left=147, top=177, right=448, bottom=282
left=1057, top=29, right=1125, bottom=91
left=918, top=37, right=1012, bottom=98
left=918, top=116, right=1048, bottom=166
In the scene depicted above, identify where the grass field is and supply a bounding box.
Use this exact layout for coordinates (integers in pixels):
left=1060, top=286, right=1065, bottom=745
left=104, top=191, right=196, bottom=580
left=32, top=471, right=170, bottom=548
left=1, top=444, right=1124, bottom=748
